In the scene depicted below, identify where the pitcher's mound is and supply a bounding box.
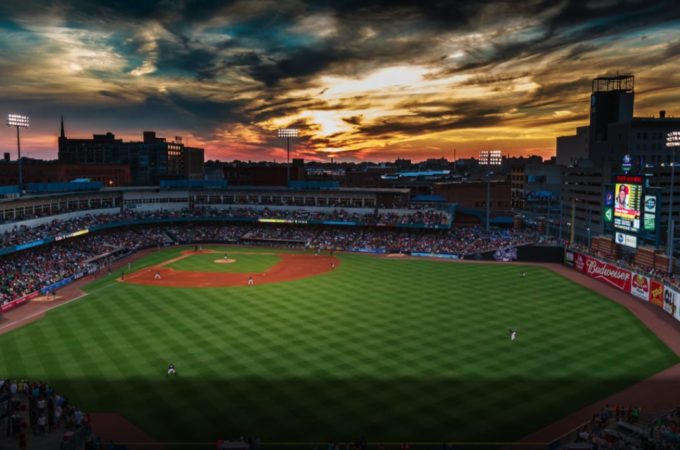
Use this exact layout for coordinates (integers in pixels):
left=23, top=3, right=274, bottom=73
left=214, top=259, right=237, bottom=264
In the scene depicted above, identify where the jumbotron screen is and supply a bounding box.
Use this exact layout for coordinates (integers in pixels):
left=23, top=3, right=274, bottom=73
left=614, top=183, right=642, bottom=232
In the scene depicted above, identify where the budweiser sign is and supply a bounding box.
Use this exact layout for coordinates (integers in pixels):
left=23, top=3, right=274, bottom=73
left=580, top=254, right=632, bottom=292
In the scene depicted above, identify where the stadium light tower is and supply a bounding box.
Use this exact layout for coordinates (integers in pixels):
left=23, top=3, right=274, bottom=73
left=479, top=150, right=502, bottom=232
left=7, top=113, right=30, bottom=196
left=666, top=131, right=680, bottom=273
left=278, top=128, right=298, bottom=186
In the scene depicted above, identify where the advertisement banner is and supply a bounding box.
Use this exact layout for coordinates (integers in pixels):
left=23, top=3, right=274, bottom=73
left=650, top=279, right=665, bottom=308
left=605, top=191, right=614, bottom=206
left=411, top=252, right=460, bottom=260
left=565, top=250, right=574, bottom=266
left=1, top=291, right=39, bottom=313
left=349, top=247, right=388, bottom=254
left=40, top=271, right=86, bottom=295
left=54, top=228, right=89, bottom=242
left=630, top=273, right=651, bottom=301
left=576, top=253, right=632, bottom=292
left=644, top=195, right=657, bottom=232
left=663, top=285, right=679, bottom=318
left=615, top=232, right=638, bottom=249
left=672, top=287, right=680, bottom=323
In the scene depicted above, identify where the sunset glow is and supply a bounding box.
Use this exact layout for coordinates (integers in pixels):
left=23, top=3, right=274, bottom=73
left=0, top=0, right=679, bottom=161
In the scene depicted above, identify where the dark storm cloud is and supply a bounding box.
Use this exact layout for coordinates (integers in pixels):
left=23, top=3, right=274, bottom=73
left=342, top=116, right=363, bottom=125
left=443, top=0, right=680, bottom=75
left=357, top=112, right=504, bottom=137
left=1, top=0, right=679, bottom=159
left=518, top=77, right=593, bottom=109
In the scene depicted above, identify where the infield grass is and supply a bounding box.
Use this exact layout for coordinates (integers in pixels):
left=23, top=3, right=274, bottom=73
left=166, top=252, right=281, bottom=273
left=0, top=246, right=676, bottom=443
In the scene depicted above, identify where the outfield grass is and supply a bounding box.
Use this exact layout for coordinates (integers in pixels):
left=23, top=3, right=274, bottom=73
left=166, top=252, right=281, bottom=273
left=0, top=246, right=676, bottom=443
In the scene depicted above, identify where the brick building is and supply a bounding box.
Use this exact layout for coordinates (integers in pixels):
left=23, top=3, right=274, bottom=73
left=0, top=160, right=131, bottom=186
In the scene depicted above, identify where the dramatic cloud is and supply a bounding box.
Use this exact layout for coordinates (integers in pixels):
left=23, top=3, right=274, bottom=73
left=0, top=0, right=679, bottom=161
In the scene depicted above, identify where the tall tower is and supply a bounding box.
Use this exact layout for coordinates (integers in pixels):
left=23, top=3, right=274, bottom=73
left=58, top=116, right=68, bottom=160
left=589, top=75, right=634, bottom=163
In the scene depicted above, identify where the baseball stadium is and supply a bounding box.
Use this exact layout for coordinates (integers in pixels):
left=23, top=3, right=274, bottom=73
left=0, top=184, right=679, bottom=450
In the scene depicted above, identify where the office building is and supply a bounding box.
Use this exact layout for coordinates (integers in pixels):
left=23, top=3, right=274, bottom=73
left=58, top=118, right=204, bottom=185
left=556, top=126, right=589, bottom=166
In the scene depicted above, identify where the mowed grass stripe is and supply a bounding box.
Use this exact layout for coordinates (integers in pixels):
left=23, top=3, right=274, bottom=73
left=0, top=249, right=676, bottom=442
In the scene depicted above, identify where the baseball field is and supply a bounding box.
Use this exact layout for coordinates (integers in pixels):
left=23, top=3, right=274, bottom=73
left=0, top=245, right=676, bottom=443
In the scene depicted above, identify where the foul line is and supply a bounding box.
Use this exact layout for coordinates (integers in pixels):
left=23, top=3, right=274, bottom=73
left=0, top=280, right=116, bottom=333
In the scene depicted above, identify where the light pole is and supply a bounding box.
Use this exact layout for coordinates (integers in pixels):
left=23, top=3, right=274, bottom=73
left=666, top=131, right=680, bottom=273
left=7, top=114, right=30, bottom=196
left=566, top=221, right=572, bottom=246
left=278, top=128, right=298, bottom=186
left=479, top=150, right=502, bottom=232
left=587, top=226, right=591, bottom=249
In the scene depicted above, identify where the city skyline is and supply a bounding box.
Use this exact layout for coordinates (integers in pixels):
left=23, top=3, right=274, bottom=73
left=1, top=0, right=679, bottom=162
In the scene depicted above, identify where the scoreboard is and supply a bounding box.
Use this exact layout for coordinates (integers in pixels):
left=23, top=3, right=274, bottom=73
left=613, top=182, right=642, bottom=232
left=604, top=174, right=660, bottom=248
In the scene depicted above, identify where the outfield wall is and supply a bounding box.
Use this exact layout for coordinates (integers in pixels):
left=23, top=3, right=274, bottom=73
left=565, top=249, right=680, bottom=324
left=465, top=245, right=565, bottom=263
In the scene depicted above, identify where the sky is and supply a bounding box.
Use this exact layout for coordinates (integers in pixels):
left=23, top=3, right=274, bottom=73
left=0, top=0, right=679, bottom=163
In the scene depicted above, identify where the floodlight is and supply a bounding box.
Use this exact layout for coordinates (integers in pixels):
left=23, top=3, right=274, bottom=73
left=278, top=128, right=300, bottom=185
left=479, top=150, right=502, bottom=166
left=7, top=113, right=29, bottom=128
left=278, top=128, right=299, bottom=138
left=667, top=131, right=680, bottom=147
left=7, top=113, right=30, bottom=196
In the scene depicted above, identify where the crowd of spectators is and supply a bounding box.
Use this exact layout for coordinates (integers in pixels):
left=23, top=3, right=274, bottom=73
left=0, top=208, right=450, bottom=250
left=242, top=226, right=314, bottom=244
left=0, top=228, right=171, bottom=306
left=311, top=226, right=541, bottom=255
left=651, top=408, right=680, bottom=449
left=165, top=224, right=246, bottom=244
left=561, top=405, right=680, bottom=450
left=0, top=378, right=90, bottom=444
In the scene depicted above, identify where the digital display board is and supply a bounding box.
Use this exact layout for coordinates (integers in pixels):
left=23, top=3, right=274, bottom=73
left=615, top=175, right=643, bottom=184
left=614, top=183, right=641, bottom=232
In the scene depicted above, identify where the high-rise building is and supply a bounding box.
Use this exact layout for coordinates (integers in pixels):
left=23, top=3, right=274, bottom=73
left=588, top=75, right=634, bottom=164
left=58, top=118, right=204, bottom=185
left=605, top=112, right=680, bottom=167
left=556, top=126, right=589, bottom=166
left=561, top=161, right=613, bottom=243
